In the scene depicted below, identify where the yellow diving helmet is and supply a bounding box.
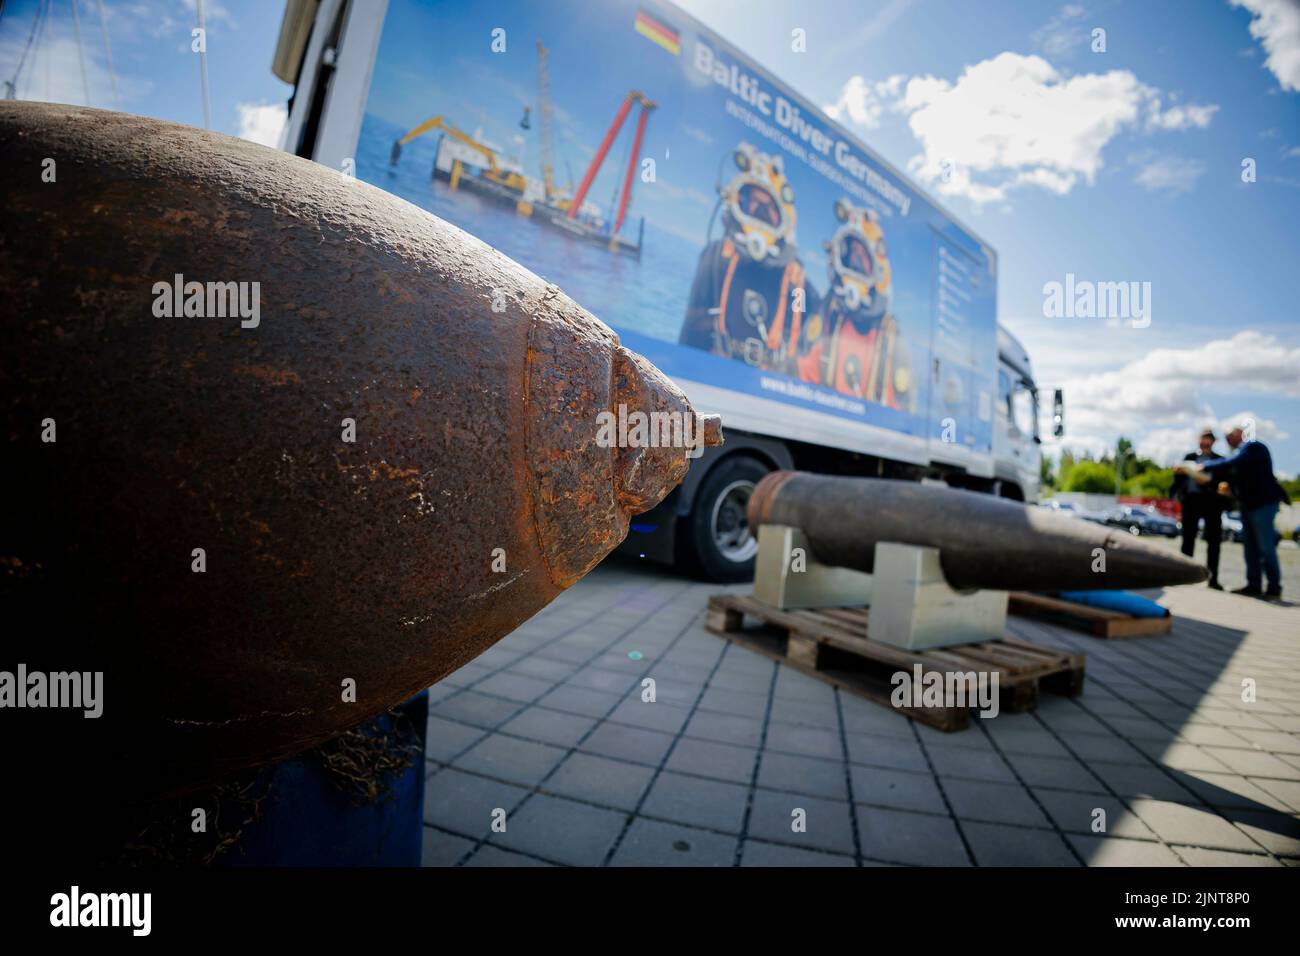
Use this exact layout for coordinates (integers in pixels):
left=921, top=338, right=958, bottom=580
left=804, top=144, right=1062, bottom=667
left=721, top=142, right=798, bottom=262
left=827, top=199, right=891, bottom=314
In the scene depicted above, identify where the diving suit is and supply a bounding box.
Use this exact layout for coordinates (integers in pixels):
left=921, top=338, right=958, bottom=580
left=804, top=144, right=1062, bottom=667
left=680, top=143, right=818, bottom=376
left=819, top=199, right=915, bottom=411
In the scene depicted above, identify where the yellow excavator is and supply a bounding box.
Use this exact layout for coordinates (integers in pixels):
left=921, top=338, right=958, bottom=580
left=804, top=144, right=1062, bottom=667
left=389, top=114, right=529, bottom=197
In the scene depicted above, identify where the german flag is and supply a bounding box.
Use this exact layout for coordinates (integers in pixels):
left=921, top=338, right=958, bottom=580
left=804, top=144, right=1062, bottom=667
left=635, top=8, right=680, bottom=56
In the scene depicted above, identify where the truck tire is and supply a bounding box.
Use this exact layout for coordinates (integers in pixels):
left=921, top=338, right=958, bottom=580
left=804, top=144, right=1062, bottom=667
left=680, top=454, right=770, bottom=582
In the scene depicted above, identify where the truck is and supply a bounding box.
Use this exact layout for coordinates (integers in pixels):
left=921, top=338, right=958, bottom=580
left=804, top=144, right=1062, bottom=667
left=271, top=0, right=1064, bottom=581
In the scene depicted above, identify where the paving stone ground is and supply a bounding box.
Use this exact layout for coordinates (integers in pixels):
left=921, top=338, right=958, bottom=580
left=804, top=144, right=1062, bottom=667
left=420, top=543, right=1300, bottom=867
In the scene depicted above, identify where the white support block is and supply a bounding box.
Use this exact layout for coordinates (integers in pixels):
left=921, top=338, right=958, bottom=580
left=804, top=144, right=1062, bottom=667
left=868, top=542, right=1007, bottom=650
left=752, top=525, right=873, bottom=610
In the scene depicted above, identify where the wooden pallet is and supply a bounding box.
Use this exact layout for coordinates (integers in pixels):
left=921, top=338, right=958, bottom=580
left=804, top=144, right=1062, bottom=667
left=1008, top=592, right=1173, bottom=639
left=706, top=594, right=1086, bottom=732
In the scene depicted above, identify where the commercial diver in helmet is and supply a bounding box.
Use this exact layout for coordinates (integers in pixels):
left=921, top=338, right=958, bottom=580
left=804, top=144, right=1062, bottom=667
left=680, top=143, right=819, bottom=376
left=820, top=199, right=915, bottom=411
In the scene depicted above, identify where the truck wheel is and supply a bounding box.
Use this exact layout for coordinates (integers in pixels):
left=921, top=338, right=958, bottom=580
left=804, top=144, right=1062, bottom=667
left=681, top=454, right=770, bottom=583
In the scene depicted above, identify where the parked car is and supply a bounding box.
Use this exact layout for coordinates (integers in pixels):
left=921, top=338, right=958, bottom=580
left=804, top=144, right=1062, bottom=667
left=1187, top=509, right=1242, bottom=542
left=1106, top=505, right=1180, bottom=538
left=1078, top=509, right=1115, bottom=527
left=1040, top=500, right=1113, bottom=526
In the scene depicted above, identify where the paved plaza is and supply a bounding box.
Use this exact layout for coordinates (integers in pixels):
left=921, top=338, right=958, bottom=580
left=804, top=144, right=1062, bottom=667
left=420, top=542, right=1300, bottom=866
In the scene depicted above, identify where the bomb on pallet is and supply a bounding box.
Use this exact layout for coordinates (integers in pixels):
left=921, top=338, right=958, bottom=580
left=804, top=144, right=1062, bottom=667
left=747, top=471, right=1208, bottom=592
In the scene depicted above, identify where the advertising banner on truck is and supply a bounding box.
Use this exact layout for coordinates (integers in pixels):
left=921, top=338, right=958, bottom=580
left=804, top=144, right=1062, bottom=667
left=353, top=0, right=998, bottom=469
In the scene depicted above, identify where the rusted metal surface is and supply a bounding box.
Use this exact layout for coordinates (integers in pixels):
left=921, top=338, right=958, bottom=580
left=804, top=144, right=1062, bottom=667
left=0, top=102, right=720, bottom=800
left=748, top=471, right=1209, bottom=591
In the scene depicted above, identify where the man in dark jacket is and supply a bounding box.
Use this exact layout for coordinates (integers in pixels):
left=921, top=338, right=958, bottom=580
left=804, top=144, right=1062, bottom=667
left=1179, top=423, right=1288, bottom=599
left=1171, top=430, right=1227, bottom=589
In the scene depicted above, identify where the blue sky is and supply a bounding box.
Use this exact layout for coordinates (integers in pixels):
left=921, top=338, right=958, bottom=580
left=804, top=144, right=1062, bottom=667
left=3, top=0, right=1298, bottom=474
left=0, top=0, right=290, bottom=138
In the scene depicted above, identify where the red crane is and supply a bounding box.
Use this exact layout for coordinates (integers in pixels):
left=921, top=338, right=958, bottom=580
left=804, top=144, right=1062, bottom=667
left=567, top=91, right=656, bottom=236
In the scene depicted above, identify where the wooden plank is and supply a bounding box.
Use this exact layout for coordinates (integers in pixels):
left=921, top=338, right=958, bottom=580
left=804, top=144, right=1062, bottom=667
left=1009, top=591, right=1126, bottom=621
left=706, top=604, right=743, bottom=635
left=921, top=648, right=993, bottom=670
left=1097, top=614, right=1173, bottom=639
left=787, top=633, right=822, bottom=669
left=1002, top=632, right=1069, bottom=652
left=941, top=644, right=1037, bottom=675
left=978, top=639, right=1062, bottom=663
left=1007, top=591, right=1174, bottom=640
left=1004, top=680, right=1041, bottom=713
left=793, top=607, right=865, bottom=633
left=799, top=609, right=867, bottom=637
left=1041, top=657, right=1087, bottom=698
left=819, top=607, right=871, bottom=627
left=939, top=640, right=1042, bottom=670
left=963, top=642, right=1061, bottom=674
left=794, top=622, right=933, bottom=672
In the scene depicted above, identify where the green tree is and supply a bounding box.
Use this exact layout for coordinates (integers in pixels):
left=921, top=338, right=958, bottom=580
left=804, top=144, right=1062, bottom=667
left=1061, top=460, right=1118, bottom=493
left=1057, top=450, right=1077, bottom=488
left=1115, top=437, right=1134, bottom=479
left=1039, top=455, right=1056, bottom=491
left=1123, top=467, right=1175, bottom=498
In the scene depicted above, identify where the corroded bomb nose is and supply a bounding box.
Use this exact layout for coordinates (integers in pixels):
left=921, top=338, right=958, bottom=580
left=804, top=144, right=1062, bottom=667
left=0, top=100, right=718, bottom=798
left=516, top=286, right=722, bottom=591
left=609, top=346, right=723, bottom=515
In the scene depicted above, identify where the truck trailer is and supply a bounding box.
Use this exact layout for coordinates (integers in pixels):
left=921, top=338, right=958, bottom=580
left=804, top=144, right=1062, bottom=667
left=272, top=0, right=1063, bottom=580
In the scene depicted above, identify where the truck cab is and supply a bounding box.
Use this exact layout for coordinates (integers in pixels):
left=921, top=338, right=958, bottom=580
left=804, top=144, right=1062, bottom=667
left=993, top=325, right=1041, bottom=502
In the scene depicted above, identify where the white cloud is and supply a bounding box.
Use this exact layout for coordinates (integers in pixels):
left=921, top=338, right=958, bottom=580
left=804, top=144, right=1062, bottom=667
left=1032, top=3, right=1090, bottom=58
left=1133, top=426, right=1212, bottom=465
left=898, top=53, right=1149, bottom=203
left=1056, top=330, right=1300, bottom=464
left=1231, top=0, right=1300, bottom=92
left=1217, top=410, right=1289, bottom=440
left=181, top=0, right=236, bottom=28
left=1069, top=331, right=1300, bottom=413
left=827, top=52, right=1219, bottom=204
left=1009, top=324, right=1125, bottom=384
left=1131, top=415, right=1288, bottom=463
left=823, top=74, right=906, bottom=130
left=1012, top=167, right=1079, bottom=195
left=236, top=102, right=286, bottom=147
left=111, top=2, right=179, bottom=40
left=1131, top=154, right=1206, bottom=193
left=1146, top=100, right=1219, bottom=130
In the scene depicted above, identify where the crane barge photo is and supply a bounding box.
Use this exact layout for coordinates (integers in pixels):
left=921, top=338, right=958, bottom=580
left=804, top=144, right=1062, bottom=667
left=389, top=41, right=654, bottom=258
